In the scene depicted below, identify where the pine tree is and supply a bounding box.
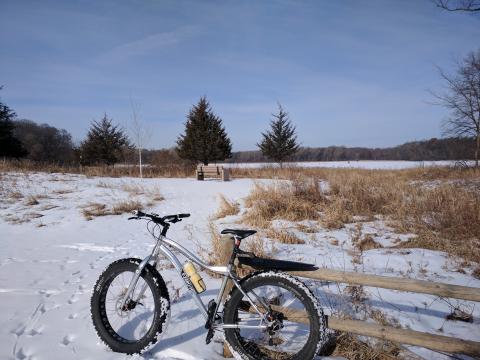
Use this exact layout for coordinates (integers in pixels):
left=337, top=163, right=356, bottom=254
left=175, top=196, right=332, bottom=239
left=176, top=97, right=232, bottom=165
left=0, top=88, right=27, bottom=159
left=80, top=114, right=132, bottom=165
left=258, top=104, right=299, bottom=166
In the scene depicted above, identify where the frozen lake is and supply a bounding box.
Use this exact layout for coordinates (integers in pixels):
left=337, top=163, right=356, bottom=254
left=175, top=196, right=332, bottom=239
left=221, top=160, right=464, bottom=169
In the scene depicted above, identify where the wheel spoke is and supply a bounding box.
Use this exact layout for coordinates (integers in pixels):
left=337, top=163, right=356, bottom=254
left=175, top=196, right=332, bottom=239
left=225, top=277, right=321, bottom=360
left=103, top=271, right=156, bottom=342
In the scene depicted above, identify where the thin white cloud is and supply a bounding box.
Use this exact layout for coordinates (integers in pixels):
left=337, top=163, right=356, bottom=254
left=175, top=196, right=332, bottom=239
left=97, top=26, right=197, bottom=63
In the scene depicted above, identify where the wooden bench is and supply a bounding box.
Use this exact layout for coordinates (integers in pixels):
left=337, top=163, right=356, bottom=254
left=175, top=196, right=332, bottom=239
left=196, top=165, right=230, bottom=181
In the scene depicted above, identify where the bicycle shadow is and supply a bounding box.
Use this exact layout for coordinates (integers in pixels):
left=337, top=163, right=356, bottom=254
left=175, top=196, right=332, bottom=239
left=144, top=323, right=206, bottom=356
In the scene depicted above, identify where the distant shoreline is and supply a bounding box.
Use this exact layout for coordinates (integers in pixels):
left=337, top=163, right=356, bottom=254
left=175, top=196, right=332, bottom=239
left=218, top=160, right=471, bottom=170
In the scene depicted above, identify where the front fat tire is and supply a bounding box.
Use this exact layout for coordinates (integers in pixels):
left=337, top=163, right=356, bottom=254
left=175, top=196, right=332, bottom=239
left=223, top=271, right=327, bottom=360
left=90, top=258, right=170, bottom=354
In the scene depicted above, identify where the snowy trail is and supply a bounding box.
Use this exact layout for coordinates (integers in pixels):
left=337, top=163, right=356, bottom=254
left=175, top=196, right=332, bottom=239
left=0, top=174, right=255, bottom=360
left=1, top=172, right=479, bottom=360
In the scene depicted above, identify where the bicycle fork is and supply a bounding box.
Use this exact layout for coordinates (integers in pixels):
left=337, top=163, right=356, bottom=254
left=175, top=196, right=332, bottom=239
left=120, top=240, right=162, bottom=310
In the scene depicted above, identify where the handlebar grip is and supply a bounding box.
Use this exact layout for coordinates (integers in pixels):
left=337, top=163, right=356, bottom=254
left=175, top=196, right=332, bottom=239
left=178, top=213, right=190, bottom=218
left=134, top=210, right=146, bottom=217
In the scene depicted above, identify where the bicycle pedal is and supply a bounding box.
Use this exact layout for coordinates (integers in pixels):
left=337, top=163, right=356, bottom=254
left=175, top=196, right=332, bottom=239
left=205, top=328, right=214, bottom=344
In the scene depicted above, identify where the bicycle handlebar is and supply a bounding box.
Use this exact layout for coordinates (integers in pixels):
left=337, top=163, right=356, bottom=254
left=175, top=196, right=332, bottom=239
left=128, top=210, right=190, bottom=226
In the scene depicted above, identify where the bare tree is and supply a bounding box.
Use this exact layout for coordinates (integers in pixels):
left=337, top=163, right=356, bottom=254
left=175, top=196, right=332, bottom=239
left=432, top=50, right=480, bottom=167
left=433, top=0, right=480, bottom=11
left=129, top=99, right=151, bottom=178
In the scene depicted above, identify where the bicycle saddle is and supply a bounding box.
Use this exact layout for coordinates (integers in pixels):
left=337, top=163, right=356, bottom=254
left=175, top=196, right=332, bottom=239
left=221, top=229, right=257, bottom=239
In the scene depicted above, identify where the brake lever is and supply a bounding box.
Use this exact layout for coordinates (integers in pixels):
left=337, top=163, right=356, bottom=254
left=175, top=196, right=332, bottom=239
left=128, top=216, right=140, bottom=220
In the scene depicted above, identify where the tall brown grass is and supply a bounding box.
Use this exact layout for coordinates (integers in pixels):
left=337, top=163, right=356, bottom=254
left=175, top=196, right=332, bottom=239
left=207, top=222, right=232, bottom=266
left=0, top=160, right=194, bottom=178
left=230, top=164, right=480, bottom=182
left=242, top=170, right=480, bottom=263
left=243, top=177, right=324, bottom=227
left=265, top=228, right=305, bottom=244
left=213, top=194, right=240, bottom=219
left=331, top=333, right=402, bottom=360
left=81, top=200, right=143, bottom=220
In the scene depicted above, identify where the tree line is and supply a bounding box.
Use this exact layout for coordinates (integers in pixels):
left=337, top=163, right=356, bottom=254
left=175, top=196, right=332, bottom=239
left=0, top=92, right=478, bottom=167
left=228, top=137, right=476, bottom=163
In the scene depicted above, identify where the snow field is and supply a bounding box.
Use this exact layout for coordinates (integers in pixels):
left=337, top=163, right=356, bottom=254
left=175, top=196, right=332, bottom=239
left=0, top=172, right=478, bottom=360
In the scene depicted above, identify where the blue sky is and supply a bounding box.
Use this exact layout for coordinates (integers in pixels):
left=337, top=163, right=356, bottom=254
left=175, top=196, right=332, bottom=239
left=1, top=0, right=479, bottom=150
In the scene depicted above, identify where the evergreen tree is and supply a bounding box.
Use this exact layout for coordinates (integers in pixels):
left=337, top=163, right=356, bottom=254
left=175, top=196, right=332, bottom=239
left=176, top=97, right=232, bottom=165
left=80, top=114, right=132, bottom=165
left=258, top=104, right=299, bottom=166
left=0, top=87, right=27, bottom=159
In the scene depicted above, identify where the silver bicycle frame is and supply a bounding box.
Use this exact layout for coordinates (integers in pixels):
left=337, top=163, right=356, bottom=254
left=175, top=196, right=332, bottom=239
left=121, top=232, right=269, bottom=330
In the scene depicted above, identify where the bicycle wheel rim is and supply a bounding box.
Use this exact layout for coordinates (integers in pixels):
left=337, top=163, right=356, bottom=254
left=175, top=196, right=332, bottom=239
left=232, top=283, right=314, bottom=360
left=102, top=270, right=156, bottom=343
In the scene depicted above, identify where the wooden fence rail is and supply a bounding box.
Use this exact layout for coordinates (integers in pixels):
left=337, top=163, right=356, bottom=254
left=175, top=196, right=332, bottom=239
left=289, top=268, right=480, bottom=302
left=233, top=265, right=480, bottom=357
left=240, top=303, right=480, bottom=357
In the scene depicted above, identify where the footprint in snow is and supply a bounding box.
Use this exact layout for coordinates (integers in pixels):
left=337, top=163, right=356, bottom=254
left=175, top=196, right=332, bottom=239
left=16, top=347, right=35, bottom=360
left=67, top=296, right=79, bottom=305
left=26, top=325, right=44, bottom=337
left=61, top=334, right=75, bottom=346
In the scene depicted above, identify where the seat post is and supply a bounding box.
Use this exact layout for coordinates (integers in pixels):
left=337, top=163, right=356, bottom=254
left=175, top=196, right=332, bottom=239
left=228, top=236, right=241, bottom=266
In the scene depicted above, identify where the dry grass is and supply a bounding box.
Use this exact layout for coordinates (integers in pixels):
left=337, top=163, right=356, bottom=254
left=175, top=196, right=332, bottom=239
left=4, top=212, right=44, bottom=224
left=265, top=228, right=305, bottom=244
left=81, top=200, right=143, bottom=220
left=121, top=183, right=145, bottom=195
left=111, top=200, right=143, bottom=215
left=148, top=187, right=164, bottom=202
left=230, top=164, right=480, bottom=182
left=295, top=223, right=320, bottom=233
left=328, top=286, right=405, bottom=359
left=120, top=183, right=164, bottom=202
left=41, top=204, right=58, bottom=211
left=3, top=160, right=479, bottom=261
left=241, top=169, right=480, bottom=262
left=24, top=195, right=39, bottom=206
left=206, top=221, right=234, bottom=267
left=331, top=333, right=402, bottom=360
left=95, top=181, right=164, bottom=202
left=52, top=188, right=74, bottom=194
left=394, top=185, right=480, bottom=262
left=355, top=234, right=383, bottom=251
left=242, top=177, right=324, bottom=227
left=96, top=181, right=112, bottom=188
left=213, top=194, right=240, bottom=219
left=0, top=160, right=194, bottom=178
left=473, top=266, right=480, bottom=279
left=243, top=235, right=269, bottom=257
left=81, top=202, right=109, bottom=219
left=322, top=197, right=352, bottom=229
left=7, top=190, right=24, bottom=200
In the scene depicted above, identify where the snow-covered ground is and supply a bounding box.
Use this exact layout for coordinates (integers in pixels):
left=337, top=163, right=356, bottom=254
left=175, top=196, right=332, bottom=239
left=0, top=172, right=478, bottom=360
left=221, top=160, right=467, bottom=169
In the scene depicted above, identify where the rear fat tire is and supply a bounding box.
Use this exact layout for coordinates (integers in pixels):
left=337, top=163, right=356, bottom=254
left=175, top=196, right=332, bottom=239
left=223, top=271, right=327, bottom=360
left=90, top=258, right=170, bottom=354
